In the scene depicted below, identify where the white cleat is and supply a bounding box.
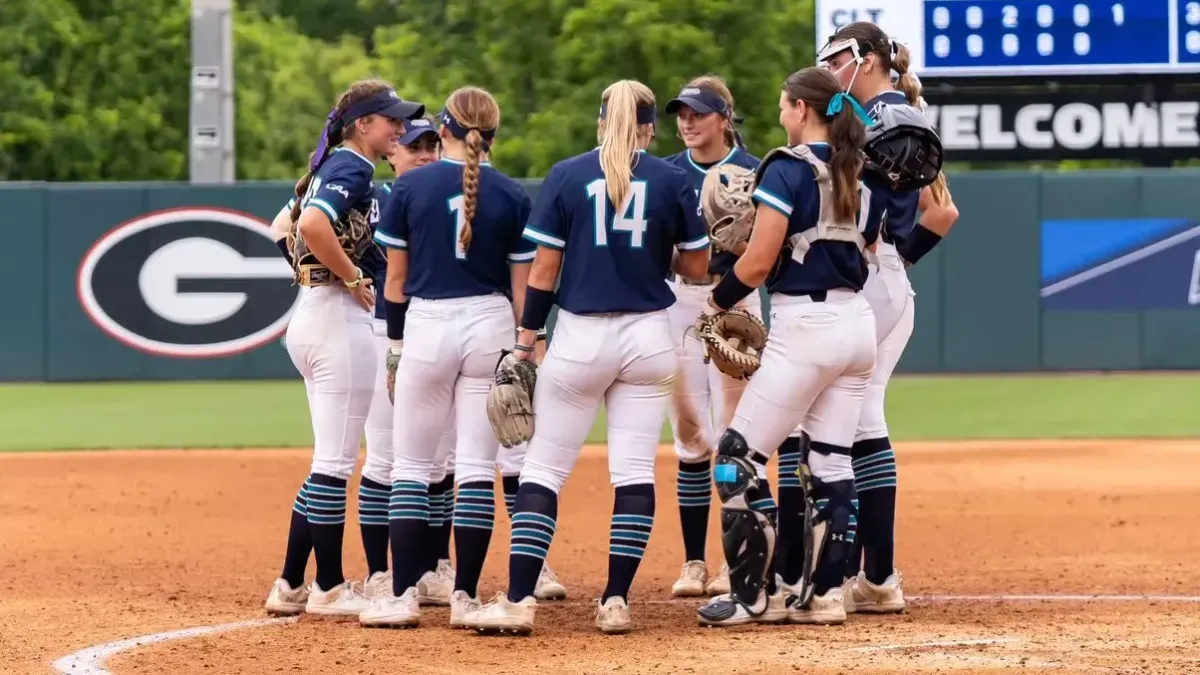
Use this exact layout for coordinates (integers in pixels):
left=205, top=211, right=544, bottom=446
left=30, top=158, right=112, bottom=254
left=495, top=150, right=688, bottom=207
left=671, top=561, right=709, bottom=598
left=305, top=580, right=371, bottom=618
left=786, top=587, right=848, bottom=625
left=449, top=590, right=481, bottom=629
left=705, top=563, right=731, bottom=596
left=363, top=570, right=393, bottom=600
left=264, top=578, right=309, bottom=616
left=467, top=592, right=538, bottom=635
left=417, top=566, right=452, bottom=606
left=534, top=564, right=567, bottom=601
left=594, top=596, right=632, bottom=635
left=841, top=576, right=858, bottom=614
left=435, top=558, right=456, bottom=585
left=759, top=579, right=789, bottom=624
left=359, top=586, right=420, bottom=628
left=847, top=570, right=906, bottom=614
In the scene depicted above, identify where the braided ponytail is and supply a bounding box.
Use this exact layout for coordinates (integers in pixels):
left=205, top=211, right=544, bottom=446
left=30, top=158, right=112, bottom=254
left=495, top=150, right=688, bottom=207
left=460, top=129, right=483, bottom=251
left=444, top=86, right=501, bottom=257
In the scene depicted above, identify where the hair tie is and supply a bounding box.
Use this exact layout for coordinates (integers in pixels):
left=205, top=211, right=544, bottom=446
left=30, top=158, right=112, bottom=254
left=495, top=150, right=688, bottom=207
left=826, top=92, right=874, bottom=125
left=309, top=107, right=341, bottom=172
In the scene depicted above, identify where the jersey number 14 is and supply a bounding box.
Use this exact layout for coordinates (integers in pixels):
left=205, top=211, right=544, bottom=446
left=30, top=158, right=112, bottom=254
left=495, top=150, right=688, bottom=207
left=585, top=179, right=648, bottom=248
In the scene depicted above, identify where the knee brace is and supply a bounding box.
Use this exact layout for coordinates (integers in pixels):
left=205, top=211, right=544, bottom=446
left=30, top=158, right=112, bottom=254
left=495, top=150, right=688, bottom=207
left=714, top=429, right=776, bottom=607
left=796, top=476, right=855, bottom=606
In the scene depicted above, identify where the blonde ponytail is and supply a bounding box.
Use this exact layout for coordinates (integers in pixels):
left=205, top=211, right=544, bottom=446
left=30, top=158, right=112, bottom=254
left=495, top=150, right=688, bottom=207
left=598, top=81, right=641, bottom=209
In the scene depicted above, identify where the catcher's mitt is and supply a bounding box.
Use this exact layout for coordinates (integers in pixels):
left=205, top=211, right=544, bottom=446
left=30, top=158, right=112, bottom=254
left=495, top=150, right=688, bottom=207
left=486, top=351, right=538, bottom=448
left=290, top=207, right=374, bottom=285
left=701, top=164, right=757, bottom=252
left=694, top=308, right=768, bottom=380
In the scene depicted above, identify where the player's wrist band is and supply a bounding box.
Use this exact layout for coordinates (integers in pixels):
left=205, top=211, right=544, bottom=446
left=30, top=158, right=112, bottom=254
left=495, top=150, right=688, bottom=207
left=711, top=271, right=755, bottom=311
left=520, top=287, right=556, bottom=331
left=385, top=299, right=410, bottom=340
left=898, top=223, right=942, bottom=266
left=512, top=343, right=535, bottom=353
left=274, top=238, right=293, bottom=265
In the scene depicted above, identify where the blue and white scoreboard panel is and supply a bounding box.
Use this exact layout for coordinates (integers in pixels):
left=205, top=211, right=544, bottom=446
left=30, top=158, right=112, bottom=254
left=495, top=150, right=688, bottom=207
left=817, top=0, right=1200, bottom=76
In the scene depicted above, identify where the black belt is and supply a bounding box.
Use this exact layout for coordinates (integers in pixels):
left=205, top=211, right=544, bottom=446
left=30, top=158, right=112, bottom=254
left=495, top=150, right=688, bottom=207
left=803, top=291, right=828, bottom=302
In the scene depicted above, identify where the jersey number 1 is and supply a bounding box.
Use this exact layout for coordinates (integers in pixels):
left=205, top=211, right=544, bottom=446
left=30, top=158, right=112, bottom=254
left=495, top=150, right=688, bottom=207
left=448, top=194, right=468, bottom=260
left=585, top=179, right=648, bottom=248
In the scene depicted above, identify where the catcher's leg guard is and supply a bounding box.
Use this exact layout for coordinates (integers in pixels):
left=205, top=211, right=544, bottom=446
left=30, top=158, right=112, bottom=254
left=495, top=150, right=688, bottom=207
left=712, top=429, right=775, bottom=608
left=795, top=472, right=856, bottom=609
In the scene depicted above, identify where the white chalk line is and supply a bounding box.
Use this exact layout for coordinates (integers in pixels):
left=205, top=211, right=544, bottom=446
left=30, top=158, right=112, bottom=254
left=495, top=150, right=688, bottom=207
left=850, top=637, right=1021, bottom=652
left=597, top=593, right=1200, bottom=606
left=51, top=593, right=1200, bottom=674
left=910, top=594, right=1200, bottom=603
left=52, top=616, right=297, bottom=675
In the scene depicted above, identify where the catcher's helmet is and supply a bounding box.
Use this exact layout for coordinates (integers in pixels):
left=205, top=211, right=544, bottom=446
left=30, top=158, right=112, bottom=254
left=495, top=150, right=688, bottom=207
left=863, top=103, right=944, bottom=192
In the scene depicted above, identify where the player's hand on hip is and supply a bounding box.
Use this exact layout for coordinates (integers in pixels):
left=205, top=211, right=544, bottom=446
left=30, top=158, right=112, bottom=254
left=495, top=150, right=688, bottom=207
left=349, top=277, right=374, bottom=312
left=385, top=341, right=402, bottom=405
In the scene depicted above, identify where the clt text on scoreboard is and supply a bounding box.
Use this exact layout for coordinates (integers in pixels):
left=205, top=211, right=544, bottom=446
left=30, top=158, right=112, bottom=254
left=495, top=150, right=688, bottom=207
left=816, top=0, right=1200, bottom=76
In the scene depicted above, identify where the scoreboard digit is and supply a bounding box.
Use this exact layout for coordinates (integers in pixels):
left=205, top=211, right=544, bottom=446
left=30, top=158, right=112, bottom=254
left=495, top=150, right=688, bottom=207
left=1181, top=1, right=1200, bottom=63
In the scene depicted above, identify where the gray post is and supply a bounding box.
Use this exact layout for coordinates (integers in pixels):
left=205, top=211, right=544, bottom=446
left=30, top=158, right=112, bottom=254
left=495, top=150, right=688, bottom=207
left=189, top=0, right=235, bottom=183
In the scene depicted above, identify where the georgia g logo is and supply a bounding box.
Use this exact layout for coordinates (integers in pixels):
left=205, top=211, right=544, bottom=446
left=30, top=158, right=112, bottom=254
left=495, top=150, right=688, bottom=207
left=76, top=207, right=300, bottom=358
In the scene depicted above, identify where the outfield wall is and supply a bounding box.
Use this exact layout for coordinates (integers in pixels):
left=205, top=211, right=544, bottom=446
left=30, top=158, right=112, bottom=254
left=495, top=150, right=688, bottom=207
left=2, top=170, right=1198, bottom=381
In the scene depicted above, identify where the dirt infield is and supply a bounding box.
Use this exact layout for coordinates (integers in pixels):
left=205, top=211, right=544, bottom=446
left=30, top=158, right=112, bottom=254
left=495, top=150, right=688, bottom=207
left=3, top=440, right=1199, bottom=675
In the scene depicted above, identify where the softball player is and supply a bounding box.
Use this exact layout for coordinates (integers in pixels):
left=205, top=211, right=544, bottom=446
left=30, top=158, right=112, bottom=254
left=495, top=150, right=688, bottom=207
left=359, top=86, right=536, bottom=629
left=818, top=22, right=960, bottom=614
left=696, top=66, right=882, bottom=627
left=466, top=79, right=711, bottom=636
left=264, top=79, right=425, bottom=618
left=661, top=76, right=763, bottom=599
left=360, top=116, right=463, bottom=606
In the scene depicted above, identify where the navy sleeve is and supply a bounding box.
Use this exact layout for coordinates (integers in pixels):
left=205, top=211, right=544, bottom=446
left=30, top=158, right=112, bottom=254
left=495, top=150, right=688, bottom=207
left=509, top=189, right=536, bottom=262
left=860, top=175, right=887, bottom=246
left=523, top=165, right=568, bottom=250
left=675, top=170, right=710, bottom=251
left=305, top=161, right=372, bottom=224
left=752, top=159, right=799, bottom=219
left=374, top=176, right=409, bottom=250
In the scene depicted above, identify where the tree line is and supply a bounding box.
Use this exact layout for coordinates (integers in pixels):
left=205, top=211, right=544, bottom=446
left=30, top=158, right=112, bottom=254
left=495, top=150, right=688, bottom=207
left=0, top=0, right=818, bottom=182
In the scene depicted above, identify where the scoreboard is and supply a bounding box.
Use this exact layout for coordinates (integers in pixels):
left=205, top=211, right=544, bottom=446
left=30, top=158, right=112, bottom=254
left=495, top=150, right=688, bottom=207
left=817, top=0, right=1200, bottom=76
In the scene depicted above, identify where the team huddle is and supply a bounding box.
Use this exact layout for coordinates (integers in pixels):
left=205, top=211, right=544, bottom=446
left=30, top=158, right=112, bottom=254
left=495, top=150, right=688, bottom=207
left=262, top=21, right=959, bottom=636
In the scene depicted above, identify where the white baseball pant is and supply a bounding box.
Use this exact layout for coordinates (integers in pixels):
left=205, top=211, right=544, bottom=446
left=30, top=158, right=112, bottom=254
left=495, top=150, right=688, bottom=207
left=390, top=294, right=512, bottom=487
left=285, top=286, right=376, bottom=480
left=665, top=279, right=763, bottom=463
left=519, top=309, right=677, bottom=494
left=730, top=290, right=876, bottom=482
left=856, top=242, right=916, bottom=442
left=365, top=324, right=459, bottom=485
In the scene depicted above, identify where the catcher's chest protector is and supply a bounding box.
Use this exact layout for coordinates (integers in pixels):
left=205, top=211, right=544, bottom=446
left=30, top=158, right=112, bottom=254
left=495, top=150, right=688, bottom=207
left=755, top=145, right=866, bottom=264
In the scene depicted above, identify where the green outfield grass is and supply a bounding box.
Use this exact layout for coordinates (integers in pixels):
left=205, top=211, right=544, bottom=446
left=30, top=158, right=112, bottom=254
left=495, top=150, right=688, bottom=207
left=0, top=373, right=1197, bottom=452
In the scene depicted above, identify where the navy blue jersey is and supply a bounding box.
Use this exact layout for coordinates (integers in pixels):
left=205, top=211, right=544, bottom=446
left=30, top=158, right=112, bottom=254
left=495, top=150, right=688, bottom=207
left=374, top=158, right=534, bottom=301
left=752, top=143, right=881, bottom=296
left=664, top=147, right=760, bottom=276
left=524, top=150, right=710, bottom=315
left=864, top=90, right=921, bottom=247
left=363, top=182, right=393, bottom=320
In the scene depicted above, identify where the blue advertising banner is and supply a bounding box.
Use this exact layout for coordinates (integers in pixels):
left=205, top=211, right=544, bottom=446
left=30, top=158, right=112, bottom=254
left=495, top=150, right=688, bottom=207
left=1040, top=218, right=1200, bottom=310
